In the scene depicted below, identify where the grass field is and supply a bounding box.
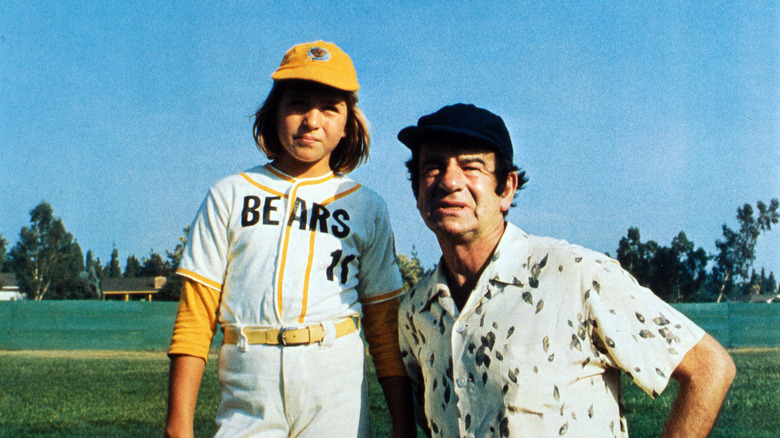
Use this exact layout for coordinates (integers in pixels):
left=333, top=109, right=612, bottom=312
left=0, top=349, right=776, bottom=437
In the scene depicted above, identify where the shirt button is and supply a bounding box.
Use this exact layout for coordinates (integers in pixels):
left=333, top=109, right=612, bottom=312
left=456, top=322, right=465, bottom=333
left=457, top=377, right=467, bottom=387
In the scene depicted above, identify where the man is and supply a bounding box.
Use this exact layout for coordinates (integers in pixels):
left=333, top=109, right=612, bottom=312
left=397, top=103, right=735, bottom=437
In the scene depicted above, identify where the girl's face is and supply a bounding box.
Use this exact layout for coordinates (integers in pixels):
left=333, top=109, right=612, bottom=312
left=274, top=82, right=349, bottom=178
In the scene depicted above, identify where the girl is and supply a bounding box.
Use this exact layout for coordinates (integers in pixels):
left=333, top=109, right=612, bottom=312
left=165, top=41, right=414, bottom=438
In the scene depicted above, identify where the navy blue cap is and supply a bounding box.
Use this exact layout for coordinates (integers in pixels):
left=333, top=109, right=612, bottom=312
left=397, top=103, right=513, bottom=161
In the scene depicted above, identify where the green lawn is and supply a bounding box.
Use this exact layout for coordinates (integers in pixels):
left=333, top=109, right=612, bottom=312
left=0, top=349, right=776, bottom=437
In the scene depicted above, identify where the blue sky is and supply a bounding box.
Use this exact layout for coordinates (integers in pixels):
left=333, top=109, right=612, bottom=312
left=1, top=1, right=778, bottom=277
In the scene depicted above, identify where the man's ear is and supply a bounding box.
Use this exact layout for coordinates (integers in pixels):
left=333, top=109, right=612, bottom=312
left=500, top=171, right=519, bottom=212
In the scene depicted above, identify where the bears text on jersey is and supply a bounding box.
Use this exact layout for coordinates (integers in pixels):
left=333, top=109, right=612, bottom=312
left=241, top=195, right=350, bottom=238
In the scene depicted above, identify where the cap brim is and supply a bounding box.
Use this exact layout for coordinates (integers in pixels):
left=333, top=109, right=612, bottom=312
left=271, top=68, right=359, bottom=92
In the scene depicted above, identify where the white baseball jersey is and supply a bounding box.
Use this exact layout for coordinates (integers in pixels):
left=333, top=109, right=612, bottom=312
left=177, top=163, right=404, bottom=328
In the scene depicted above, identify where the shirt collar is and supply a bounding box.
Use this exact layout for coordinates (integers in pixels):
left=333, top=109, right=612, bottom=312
left=264, top=163, right=335, bottom=183
left=418, top=222, right=530, bottom=309
left=418, top=260, right=449, bottom=310
left=483, top=223, right=530, bottom=286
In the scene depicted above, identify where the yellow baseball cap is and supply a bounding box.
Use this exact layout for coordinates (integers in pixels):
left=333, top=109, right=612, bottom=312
left=271, top=41, right=360, bottom=92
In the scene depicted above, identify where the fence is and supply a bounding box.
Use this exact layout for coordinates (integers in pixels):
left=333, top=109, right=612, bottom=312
left=0, top=301, right=222, bottom=351
left=676, top=302, right=779, bottom=349
left=0, top=301, right=776, bottom=350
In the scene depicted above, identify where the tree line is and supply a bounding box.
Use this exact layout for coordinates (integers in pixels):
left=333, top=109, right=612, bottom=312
left=0, top=199, right=777, bottom=303
left=613, top=199, right=778, bottom=302
left=0, top=202, right=187, bottom=301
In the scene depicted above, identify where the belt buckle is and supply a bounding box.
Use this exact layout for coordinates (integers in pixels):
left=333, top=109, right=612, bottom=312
left=279, top=326, right=307, bottom=345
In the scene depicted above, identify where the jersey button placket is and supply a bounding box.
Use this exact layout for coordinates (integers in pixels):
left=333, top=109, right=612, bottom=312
left=277, top=181, right=301, bottom=321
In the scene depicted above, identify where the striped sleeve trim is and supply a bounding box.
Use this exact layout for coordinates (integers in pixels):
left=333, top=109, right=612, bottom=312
left=322, top=183, right=362, bottom=205
left=176, top=268, right=223, bottom=292
left=361, top=287, right=405, bottom=305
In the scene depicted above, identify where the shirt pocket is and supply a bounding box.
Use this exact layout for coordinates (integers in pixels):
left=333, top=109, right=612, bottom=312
left=500, top=341, right=563, bottom=416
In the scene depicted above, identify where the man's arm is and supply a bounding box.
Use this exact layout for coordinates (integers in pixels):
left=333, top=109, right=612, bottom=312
left=662, top=333, right=736, bottom=438
left=165, top=354, right=206, bottom=438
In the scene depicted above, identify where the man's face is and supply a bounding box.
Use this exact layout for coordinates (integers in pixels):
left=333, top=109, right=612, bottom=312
left=416, top=141, right=515, bottom=244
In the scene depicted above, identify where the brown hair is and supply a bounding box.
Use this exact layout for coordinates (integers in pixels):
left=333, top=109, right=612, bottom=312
left=252, top=80, right=370, bottom=174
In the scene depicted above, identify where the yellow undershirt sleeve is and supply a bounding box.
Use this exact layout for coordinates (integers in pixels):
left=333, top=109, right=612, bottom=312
left=362, top=297, right=408, bottom=379
left=168, top=278, right=221, bottom=362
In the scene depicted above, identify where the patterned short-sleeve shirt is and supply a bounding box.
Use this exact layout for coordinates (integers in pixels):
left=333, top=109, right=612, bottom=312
left=399, top=223, right=705, bottom=438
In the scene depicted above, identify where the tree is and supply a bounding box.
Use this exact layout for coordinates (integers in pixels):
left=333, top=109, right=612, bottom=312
left=8, top=202, right=81, bottom=300
left=124, top=255, right=141, bottom=278
left=675, top=236, right=710, bottom=302
left=712, top=199, right=779, bottom=302
left=650, top=232, right=708, bottom=302
left=157, top=226, right=190, bottom=301
left=397, top=250, right=426, bottom=292
left=0, top=235, right=7, bottom=272
left=765, top=271, right=777, bottom=295
left=41, top=239, right=99, bottom=300
left=745, top=270, right=761, bottom=296
left=107, top=245, right=122, bottom=278
left=64, top=241, right=86, bottom=278
left=85, top=250, right=103, bottom=298
left=744, top=268, right=779, bottom=296
left=85, top=250, right=102, bottom=279
left=396, top=247, right=431, bottom=292
left=616, top=228, right=658, bottom=289
left=93, top=257, right=105, bottom=281
left=48, top=277, right=98, bottom=300
left=617, top=229, right=708, bottom=302
left=139, top=251, right=167, bottom=277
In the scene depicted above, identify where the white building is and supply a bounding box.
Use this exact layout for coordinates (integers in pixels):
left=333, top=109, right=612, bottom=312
left=0, top=290, right=25, bottom=301
left=0, top=272, right=24, bottom=300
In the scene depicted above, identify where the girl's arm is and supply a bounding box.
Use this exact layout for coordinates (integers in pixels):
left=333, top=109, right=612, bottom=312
left=377, top=376, right=417, bottom=438
left=165, top=354, right=206, bottom=438
left=165, top=278, right=221, bottom=437
left=363, top=297, right=417, bottom=438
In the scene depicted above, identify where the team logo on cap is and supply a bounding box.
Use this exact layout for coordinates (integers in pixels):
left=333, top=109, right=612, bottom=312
left=307, top=47, right=331, bottom=62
